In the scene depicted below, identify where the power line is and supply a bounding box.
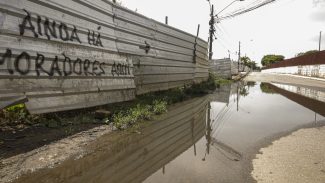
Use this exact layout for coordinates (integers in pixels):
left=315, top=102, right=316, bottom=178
left=218, top=0, right=276, bottom=21
left=217, top=24, right=237, bottom=50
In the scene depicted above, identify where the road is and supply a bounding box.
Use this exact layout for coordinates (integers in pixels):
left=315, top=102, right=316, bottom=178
left=245, top=72, right=325, bottom=183
left=252, top=126, right=325, bottom=183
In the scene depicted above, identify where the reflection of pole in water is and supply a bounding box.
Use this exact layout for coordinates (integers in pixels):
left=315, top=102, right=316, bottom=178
left=203, top=102, right=212, bottom=161
left=207, top=102, right=211, bottom=154
left=237, top=83, right=239, bottom=112
left=191, top=118, right=197, bottom=156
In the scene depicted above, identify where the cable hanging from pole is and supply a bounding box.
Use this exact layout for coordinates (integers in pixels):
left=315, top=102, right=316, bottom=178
left=217, top=0, right=276, bottom=21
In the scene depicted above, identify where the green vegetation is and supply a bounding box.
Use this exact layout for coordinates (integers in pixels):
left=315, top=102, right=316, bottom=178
left=0, top=104, right=44, bottom=128
left=246, top=81, right=256, bottom=87
left=241, top=56, right=252, bottom=67
left=113, top=104, right=152, bottom=130
left=261, top=54, right=285, bottom=66
left=1, top=73, right=231, bottom=131
left=260, top=83, right=276, bottom=94
left=295, top=50, right=319, bottom=57
left=153, top=100, right=168, bottom=114
left=6, top=104, right=25, bottom=112
left=110, top=73, right=231, bottom=129
left=112, top=0, right=123, bottom=6
left=240, top=56, right=259, bottom=70
left=239, top=87, right=249, bottom=97
left=212, top=73, right=233, bottom=86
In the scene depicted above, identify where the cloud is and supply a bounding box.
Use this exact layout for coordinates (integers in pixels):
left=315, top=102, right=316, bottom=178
left=310, top=34, right=325, bottom=46
left=310, top=1, right=325, bottom=22
left=310, top=10, right=325, bottom=22
left=313, top=0, right=325, bottom=7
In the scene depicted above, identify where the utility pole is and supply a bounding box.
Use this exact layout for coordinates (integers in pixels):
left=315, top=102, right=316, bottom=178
left=238, top=41, right=241, bottom=72
left=319, top=31, right=322, bottom=51
left=207, top=0, right=245, bottom=60
left=208, top=5, right=215, bottom=60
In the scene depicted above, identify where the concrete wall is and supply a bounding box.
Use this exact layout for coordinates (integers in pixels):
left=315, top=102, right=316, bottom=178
left=231, top=61, right=250, bottom=74
left=210, top=58, right=231, bottom=79
left=0, top=0, right=209, bottom=113
left=210, top=58, right=249, bottom=79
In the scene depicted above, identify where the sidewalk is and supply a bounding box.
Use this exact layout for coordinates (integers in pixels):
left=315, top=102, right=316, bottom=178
left=252, top=126, right=325, bottom=183
left=278, top=73, right=325, bottom=82
left=245, top=72, right=325, bottom=90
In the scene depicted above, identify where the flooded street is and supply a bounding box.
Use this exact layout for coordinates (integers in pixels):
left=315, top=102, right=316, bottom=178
left=10, top=82, right=325, bottom=183
left=145, top=82, right=325, bottom=183
left=1, top=0, right=324, bottom=182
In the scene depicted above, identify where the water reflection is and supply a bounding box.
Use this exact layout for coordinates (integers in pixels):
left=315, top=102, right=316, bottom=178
left=14, top=97, right=210, bottom=183
left=146, top=82, right=325, bottom=183
left=261, top=82, right=325, bottom=116
left=12, top=82, right=325, bottom=183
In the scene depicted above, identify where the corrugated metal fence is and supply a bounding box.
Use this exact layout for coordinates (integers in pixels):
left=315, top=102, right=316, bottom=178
left=0, top=0, right=209, bottom=113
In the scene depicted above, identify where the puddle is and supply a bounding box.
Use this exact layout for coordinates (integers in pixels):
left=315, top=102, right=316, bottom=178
left=9, top=82, right=325, bottom=183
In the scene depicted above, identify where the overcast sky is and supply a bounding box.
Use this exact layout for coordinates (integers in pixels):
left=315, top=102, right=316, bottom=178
left=121, top=0, right=325, bottom=65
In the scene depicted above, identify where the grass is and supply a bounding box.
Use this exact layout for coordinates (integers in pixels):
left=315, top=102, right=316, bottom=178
left=1, top=73, right=232, bottom=131
left=0, top=104, right=45, bottom=128
left=110, top=73, right=231, bottom=130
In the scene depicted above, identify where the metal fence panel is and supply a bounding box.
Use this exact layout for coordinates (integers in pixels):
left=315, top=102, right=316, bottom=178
left=0, top=0, right=209, bottom=113
left=0, top=0, right=135, bottom=113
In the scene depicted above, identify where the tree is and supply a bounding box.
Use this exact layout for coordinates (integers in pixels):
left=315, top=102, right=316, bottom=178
left=250, top=61, right=258, bottom=70
left=240, top=56, right=251, bottom=66
left=295, top=50, right=318, bottom=57
left=261, top=54, right=285, bottom=66
left=240, top=56, right=258, bottom=70
left=296, top=52, right=305, bottom=57
left=112, top=0, right=123, bottom=6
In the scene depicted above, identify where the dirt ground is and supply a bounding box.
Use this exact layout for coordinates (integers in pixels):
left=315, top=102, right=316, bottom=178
left=0, top=125, right=114, bottom=183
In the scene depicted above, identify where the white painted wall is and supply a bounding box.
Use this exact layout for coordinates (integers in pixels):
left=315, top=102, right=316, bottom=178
left=262, top=65, right=325, bottom=78
left=273, top=83, right=325, bottom=103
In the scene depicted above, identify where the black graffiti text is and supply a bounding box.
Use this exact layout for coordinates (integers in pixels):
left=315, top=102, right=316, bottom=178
left=19, top=9, right=104, bottom=47
left=0, top=49, right=107, bottom=77
left=111, top=62, right=131, bottom=76
left=88, top=29, right=103, bottom=47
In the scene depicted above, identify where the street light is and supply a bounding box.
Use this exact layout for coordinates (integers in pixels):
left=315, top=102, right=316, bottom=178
left=207, top=0, right=245, bottom=60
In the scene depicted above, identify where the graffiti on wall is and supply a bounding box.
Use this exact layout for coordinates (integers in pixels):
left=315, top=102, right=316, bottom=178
left=0, top=9, right=131, bottom=77
left=19, top=10, right=103, bottom=47
left=0, top=49, right=131, bottom=77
